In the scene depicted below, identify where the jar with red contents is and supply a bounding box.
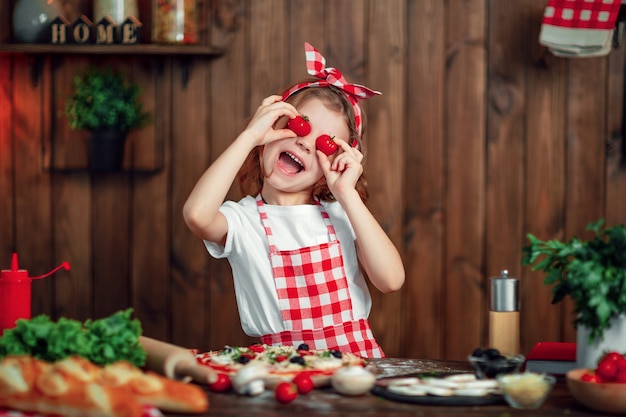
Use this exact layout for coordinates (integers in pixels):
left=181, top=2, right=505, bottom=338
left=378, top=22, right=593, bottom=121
left=152, top=0, right=198, bottom=44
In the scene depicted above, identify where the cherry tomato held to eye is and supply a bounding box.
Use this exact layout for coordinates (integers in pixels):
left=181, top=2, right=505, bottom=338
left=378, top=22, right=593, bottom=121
left=287, top=115, right=311, bottom=137
left=316, top=134, right=338, bottom=156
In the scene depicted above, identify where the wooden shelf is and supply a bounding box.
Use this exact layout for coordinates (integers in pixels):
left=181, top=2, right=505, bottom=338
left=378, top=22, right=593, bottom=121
left=0, top=43, right=224, bottom=56
left=3, top=41, right=226, bottom=173
left=1, top=42, right=225, bottom=89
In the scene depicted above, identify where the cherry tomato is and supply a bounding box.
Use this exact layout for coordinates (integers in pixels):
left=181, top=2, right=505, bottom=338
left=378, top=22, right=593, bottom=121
left=287, top=115, right=311, bottom=137
left=316, top=134, right=338, bottom=156
left=616, top=371, right=626, bottom=383
left=248, top=343, right=265, bottom=353
left=601, top=351, right=625, bottom=363
left=581, top=372, right=598, bottom=382
left=293, top=373, right=314, bottom=394
left=275, top=382, right=298, bottom=404
left=208, top=373, right=232, bottom=392
left=596, top=360, right=619, bottom=382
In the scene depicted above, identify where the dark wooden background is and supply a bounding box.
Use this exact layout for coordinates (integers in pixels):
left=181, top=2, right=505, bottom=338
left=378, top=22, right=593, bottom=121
left=1, top=0, right=625, bottom=360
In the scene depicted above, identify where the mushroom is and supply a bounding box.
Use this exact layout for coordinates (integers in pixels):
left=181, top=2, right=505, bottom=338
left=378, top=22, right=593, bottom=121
left=231, top=364, right=269, bottom=396
left=331, top=366, right=376, bottom=396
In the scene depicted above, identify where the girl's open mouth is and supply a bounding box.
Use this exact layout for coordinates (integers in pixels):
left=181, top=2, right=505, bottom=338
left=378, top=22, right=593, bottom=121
left=278, top=152, right=304, bottom=174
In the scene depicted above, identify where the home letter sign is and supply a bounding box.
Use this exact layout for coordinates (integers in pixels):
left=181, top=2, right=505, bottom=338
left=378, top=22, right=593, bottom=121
left=71, top=15, right=94, bottom=44
left=49, top=15, right=142, bottom=44
left=120, top=17, right=142, bottom=44
left=95, top=17, right=116, bottom=44
left=50, top=16, right=70, bottom=44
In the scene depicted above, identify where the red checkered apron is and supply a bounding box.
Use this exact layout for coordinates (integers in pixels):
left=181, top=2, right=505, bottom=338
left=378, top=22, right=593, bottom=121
left=256, top=195, right=384, bottom=358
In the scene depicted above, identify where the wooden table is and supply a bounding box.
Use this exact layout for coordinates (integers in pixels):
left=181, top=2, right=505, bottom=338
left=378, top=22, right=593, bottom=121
left=165, top=358, right=617, bottom=417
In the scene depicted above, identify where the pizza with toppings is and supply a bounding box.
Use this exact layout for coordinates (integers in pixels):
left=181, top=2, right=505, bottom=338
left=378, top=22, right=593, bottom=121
left=194, top=343, right=370, bottom=390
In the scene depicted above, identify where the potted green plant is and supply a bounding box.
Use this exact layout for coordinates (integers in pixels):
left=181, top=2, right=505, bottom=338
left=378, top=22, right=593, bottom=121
left=522, top=218, right=626, bottom=368
left=64, top=67, right=150, bottom=171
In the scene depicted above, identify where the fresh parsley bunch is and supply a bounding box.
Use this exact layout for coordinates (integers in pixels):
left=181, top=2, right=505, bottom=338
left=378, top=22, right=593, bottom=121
left=522, top=219, right=626, bottom=343
left=0, top=308, right=146, bottom=366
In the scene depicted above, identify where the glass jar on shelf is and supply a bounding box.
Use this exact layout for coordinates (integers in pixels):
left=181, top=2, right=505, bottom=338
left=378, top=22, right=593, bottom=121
left=152, top=0, right=198, bottom=44
left=94, top=0, right=139, bottom=24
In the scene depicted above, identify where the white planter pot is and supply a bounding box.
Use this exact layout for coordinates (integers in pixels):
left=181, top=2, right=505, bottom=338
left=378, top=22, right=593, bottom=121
left=577, top=314, right=626, bottom=369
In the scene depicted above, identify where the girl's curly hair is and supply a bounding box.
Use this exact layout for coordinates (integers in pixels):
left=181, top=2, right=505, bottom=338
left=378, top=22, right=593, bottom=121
left=237, top=84, right=369, bottom=203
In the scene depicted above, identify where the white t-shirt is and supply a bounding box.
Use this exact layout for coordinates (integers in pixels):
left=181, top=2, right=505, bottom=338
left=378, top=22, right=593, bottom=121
left=204, top=195, right=373, bottom=337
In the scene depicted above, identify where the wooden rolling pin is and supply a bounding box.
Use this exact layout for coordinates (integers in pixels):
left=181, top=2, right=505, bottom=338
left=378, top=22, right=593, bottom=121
left=139, top=336, right=218, bottom=385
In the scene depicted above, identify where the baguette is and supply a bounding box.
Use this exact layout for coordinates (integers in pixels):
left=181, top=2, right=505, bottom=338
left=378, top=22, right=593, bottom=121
left=0, top=355, right=141, bottom=417
left=0, top=355, right=209, bottom=416
left=101, top=360, right=209, bottom=413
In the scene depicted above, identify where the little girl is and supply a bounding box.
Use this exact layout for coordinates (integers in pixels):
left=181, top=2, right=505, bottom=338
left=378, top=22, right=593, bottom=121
left=183, top=43, right=404, bottom=358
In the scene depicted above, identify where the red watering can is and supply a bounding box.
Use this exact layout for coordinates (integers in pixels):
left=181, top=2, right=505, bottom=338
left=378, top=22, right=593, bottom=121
left=0, top=253, right=70, bottom=334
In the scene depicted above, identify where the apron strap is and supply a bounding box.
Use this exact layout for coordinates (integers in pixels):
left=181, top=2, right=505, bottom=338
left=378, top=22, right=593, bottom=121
left=256, top=194, right=278, bottom=252
left=256, top=194, right=338, bottom=250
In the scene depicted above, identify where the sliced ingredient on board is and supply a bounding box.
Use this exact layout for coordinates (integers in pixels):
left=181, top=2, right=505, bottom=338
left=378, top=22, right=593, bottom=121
left=316, top=134, right=338, bottom=155
left=383, top=373, right=499, bottom=397
left=287, top=115, right=311, bottom=136
left=0, top=355, right=209, bottom=416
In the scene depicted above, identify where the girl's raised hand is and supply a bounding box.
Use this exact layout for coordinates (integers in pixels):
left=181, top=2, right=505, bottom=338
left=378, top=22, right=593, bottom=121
left=317, top=138, right=364, bottom=197
left=243, top=95, right=298, bottom=146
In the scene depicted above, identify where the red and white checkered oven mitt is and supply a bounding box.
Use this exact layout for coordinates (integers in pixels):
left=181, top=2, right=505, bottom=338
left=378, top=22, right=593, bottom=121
left=539, top=0, right=622, bottom=57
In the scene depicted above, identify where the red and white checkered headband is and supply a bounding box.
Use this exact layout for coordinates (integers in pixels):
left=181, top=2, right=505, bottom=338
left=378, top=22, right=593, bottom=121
left=281, top=42, right=381, bottom=136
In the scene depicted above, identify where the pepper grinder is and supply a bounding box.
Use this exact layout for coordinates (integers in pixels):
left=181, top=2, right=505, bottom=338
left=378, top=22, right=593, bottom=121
left=488, top=269, right=520, bottom=355
left=0, top=253, right=70, bottom=335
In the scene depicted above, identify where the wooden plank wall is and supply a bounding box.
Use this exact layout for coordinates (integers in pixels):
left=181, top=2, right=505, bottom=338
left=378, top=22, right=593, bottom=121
left=1, top=0, right=625, bottom=360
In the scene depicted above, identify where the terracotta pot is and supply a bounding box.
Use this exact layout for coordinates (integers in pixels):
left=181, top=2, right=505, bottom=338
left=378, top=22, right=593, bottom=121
left=88, top=130, right=128, bottom=171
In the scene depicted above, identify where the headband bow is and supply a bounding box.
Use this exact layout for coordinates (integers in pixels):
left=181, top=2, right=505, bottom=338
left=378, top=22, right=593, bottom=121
left=282, top=42, right=381, bottom=136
